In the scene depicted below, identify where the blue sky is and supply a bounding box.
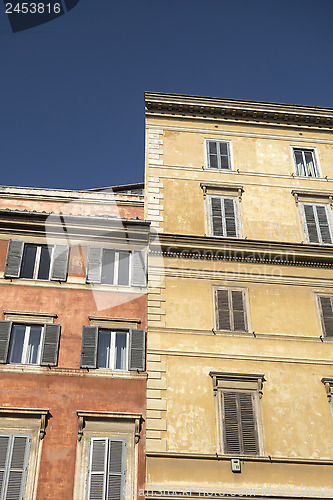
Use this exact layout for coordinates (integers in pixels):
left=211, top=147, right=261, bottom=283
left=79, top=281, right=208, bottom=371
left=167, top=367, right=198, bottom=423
left=0, top=0, right=333, bottom=190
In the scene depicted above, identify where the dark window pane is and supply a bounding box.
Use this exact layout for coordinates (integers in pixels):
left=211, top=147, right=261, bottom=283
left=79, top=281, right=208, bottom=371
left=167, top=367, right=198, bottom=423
left=220, top=155, right=230, bottom=169
left=294, top=150, right=305, bottom=175
left=115, top=332, right=127, bottom=369
left=118, top=252, right=130, bottom=286
left=20, top=245, right=37, bottom=279
left=208, top=142, right=217, bottom=155
left=9, top=325, right=25, bottom=363
left=219, top=142, right=228, bottom=156
left=101, top=250, right=115, bottom=285
left=37, top=246, right=52, bottom=280
left=97, top=330, right=111, bottom=368
left=209, top=155, right=218, bottom=169
left=26, top=326, right=42, bottom=364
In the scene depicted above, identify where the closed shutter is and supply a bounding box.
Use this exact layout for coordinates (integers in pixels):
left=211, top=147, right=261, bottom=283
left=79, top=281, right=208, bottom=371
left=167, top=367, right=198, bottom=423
left=0, top=321, right=12, bottom=364
left=319, top=296, right=333, bottom=337
left=231, top=290, right=247, bottom=331
left=4, top=241, right=24, bottom=278
left=80, top=326, right=98, bottom=369
left=222, top=392, right=259, bottom=455
left=207, top=141, right=231, bottom=170
left=303, top=204, right=332, bottom=244
left=86, top=247, right=103, bottom=284
left=216, top=290, right=231, bottom=331
left=210, top=198, right=238, bottom=237
left=129, top=329, right=145, bottom=371
left=87, top=438, right=126, bottom=500
left=0, top=434, right=31, bottom=500
left=131, top=251, right=147, bottom=287
left=41, top=324, right=61, bottom=366
left=51, top=245, right=70, bottom=281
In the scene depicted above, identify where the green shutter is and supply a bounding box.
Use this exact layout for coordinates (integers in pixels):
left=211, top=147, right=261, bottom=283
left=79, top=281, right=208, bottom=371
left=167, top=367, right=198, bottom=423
left=4, top=241, right=24, bottom=278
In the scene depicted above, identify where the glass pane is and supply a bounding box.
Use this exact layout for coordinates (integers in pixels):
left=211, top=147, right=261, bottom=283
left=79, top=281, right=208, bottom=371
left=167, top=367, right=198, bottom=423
left=294, top=150, right=305, bottom=176
left=220, top=155, right=229, bottom=169
left=97, top=330, right=111, bottom=368
left=115, top=332, right=127, bottom=370
left=208, top=142, right=217, bottom=155
left=26, top=326, right=42, bottom=364
left=9, top=325, right=25, bottom=363
left=219, top=142, right=228, bottom=156
left=101, top=250, right=115, bottom=285
left=20, top=245, right=37, bottom=279
left=37, top=246, right=52, bottom=280
left=304, top=151, right=315, bottom=176
left=117, top=252, right=130, bottom=286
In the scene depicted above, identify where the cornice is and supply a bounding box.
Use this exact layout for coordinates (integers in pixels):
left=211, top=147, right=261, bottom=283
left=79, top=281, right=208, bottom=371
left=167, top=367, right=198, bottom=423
left=145, top=92, right=333, bottom=131
left=150, top=233, right=333, bottom=268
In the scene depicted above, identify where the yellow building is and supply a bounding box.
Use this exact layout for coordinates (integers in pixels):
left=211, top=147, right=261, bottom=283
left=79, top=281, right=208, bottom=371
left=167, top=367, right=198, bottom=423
left=144, top=92, right=333, bottom=500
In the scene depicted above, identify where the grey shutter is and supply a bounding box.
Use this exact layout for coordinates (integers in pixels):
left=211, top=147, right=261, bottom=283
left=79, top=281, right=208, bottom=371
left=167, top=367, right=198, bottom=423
left=4, top=240, right=24, bottom=278
left=224, top=198, right=237, bottom=237
left=107, top=440, right=126, bottom=500
left=6, top=435, right=30, bottom=500
left=0, top=435, right=10, bottom=496
left=304, top=205, right=319, bottom=243
left=210, top=198, right=224, bottom=236
left=316, top=206, right=332, bottom=244
left=222, top=392, right=241, bottom=454
left=319, top=296, right=333, bottom=337
left=129, top=329, right=145, bottom=371
left=239, top=393, right=259, bottom=455
left=216, top=290, right=231, bottom=331
left=218, top=141, right=231, bottom=170
left=131, top=251, right=147, bottom=287
left=231, top=291, right=247, bottom=331
left=86, top=247, right=103, bottom=284
left=207, top=141, right=218, bottom=169
left=88, top=438, right=108, bottom=500
left=80, top=326, right=98, bottom=369
left=0, top=321, right=12, bottom=364
left=51, top=245, right=70, bottom=281
left=41, top=324, right=61, bottom=366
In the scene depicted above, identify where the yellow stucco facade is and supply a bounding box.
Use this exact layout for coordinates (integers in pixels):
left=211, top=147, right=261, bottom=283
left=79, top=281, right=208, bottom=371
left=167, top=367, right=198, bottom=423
left=144, top=93, right=333, bottom=500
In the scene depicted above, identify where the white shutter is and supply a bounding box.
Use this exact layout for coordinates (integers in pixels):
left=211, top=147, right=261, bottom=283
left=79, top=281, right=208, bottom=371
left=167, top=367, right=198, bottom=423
left=87, top=438, right=108, bottom=500
left=0, top=434, right=31, bottom=500
left=303, top=204, right=332, bottom=244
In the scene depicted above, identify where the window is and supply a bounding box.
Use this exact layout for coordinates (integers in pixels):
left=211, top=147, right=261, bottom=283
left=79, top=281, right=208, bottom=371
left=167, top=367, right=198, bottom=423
left=209, top=197, right=238, bottom=237
left=0, top=433, right=31, bottom=500
left=86, top=438, right=126, bottom=500
left=4, top=240, right=70, bottom=282
left=206, top=140, right=231, bottom=170
left=0, top=321, right=61, bottom=366
left=215, top=289, right=248, bottom=332
left=86, top=247, right=147, bottom=287
left=293, top=148, right=318, bottom=177
left=80, top=327, right=145, bottom=371
left=210, top=372, right=264, bottom=457
left=317, top=295, right=333, bottom=337
left=302, top=204, right=332, bottom=244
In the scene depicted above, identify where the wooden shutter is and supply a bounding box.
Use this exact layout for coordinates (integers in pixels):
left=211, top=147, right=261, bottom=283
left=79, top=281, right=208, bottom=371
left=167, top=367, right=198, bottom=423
left=86, top=247, right=103, bottom=284
left=4, top=240, right=24, bottom=278
left=129, top=329, right=146, bottom=371
left=0, top=321, right=12, bottom=364
left=107, top=439, right=126, bottom=500
left=216, top=290, right=231, bottom=331
left=231, top=290, right=247, bottom=331
left=319, top=296, right=333, bottom=337
left=88, top=438, right=108, bottom=500
left=222, top=392, right=259, bottom=455
left=207, top=141, right=219, bottom=169
left=131, top=251, right=147, bottom=287
left=80, top=326, right=98, bottom=368
left=210, top=198, right=224, bottom=236
left=41, top=324, right=61, bottom=366
left=51, top=245, right=70, bottom=281
left=224, top=198, right=237, bottom=237
left=0, top=434, right=31, bottom=500
left=303, top=204, right=332, bottom=244
left=207, top=141, right=231, bottom=170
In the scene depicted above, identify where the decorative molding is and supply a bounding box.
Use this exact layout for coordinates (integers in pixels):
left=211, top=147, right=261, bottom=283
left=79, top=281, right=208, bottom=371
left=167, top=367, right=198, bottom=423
left=210, top=372, right=265, bottom=398
left=200, top=183, right=244, bottom=201
left=76, top=411, right=143, bottom=443
left=145, top=92, right=333, bottom=131
left=321, top=378, right=333, bottom=402
left=3, top=310, right=57, bottom=323
left=292, top=190, right=333, bottom=207
left=150, top=233, right=333, bottom=268
left=0, top=407, right=49, bottom=439
left=89, top=316, right=141, bottom=329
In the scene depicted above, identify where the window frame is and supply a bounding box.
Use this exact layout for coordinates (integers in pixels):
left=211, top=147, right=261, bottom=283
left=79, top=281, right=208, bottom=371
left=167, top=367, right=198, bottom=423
left=8, top=324, right=45, bottom=366
left=301, top=203, right=333, bottom=245
left=20, top=244, right=54, bottom=281
left=214, top=287, right=249, bottom=333
left=205, top=139, right=232, bottom=171
left=96, top=329, right=129, bottom=371
left=101, top=249, right=132, bottom=287
left=207, top=195, right=240, bottom=238
left=292, top=147, right=319, bottom=177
